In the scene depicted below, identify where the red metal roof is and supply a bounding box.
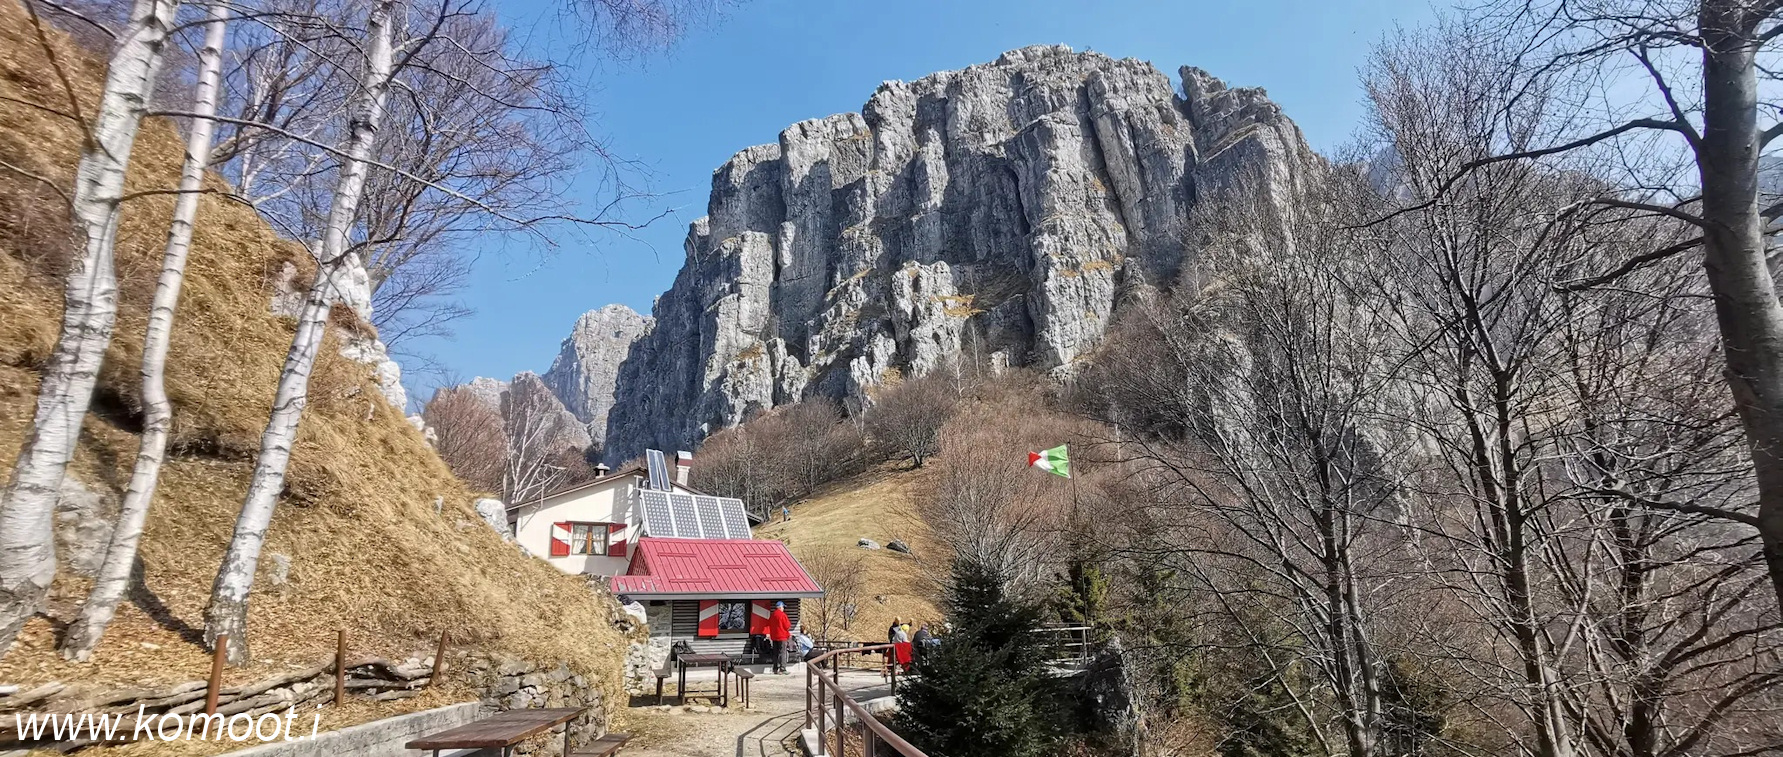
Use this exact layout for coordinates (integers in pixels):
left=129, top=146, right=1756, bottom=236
left=608, top=538, right=823, bottom=599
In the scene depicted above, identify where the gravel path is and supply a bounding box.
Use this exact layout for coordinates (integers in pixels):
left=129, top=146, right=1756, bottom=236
left=619, top=664, right=894, bottom=757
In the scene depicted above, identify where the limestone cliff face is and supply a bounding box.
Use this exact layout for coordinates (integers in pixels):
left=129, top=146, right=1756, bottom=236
left=541, top=305, right=651, bottom=448
left=597, top=46, right=1317, bottom=462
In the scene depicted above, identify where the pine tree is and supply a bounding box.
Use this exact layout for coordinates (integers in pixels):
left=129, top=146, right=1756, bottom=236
left=1052, top=546, right=1110, bottom=641
left=894, top=562, right=1064, bottom=757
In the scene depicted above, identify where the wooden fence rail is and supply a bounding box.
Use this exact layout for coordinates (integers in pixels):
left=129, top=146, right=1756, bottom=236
left=0, top=630, right=451, bottom=750
left=804, top=643, right=925, bottom=757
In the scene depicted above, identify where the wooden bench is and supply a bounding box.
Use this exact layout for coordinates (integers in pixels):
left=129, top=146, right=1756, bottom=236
left=733, top=667, right=754, bottom=709
left=651, top=667, right=672, bottom=704
left=569, top=732, right=630, bottom=757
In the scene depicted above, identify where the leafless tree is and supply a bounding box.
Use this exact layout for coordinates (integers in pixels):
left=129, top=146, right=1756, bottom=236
left=1382, top=0, right=1783, bottom=614
left=691, top=397, right=863, bottom=516
left=777, top=398, right=865, bottom=497
left=422, top=384, right=506, bottom=493
left=500, top=372, right=586, bottom=505
left=1360, top=24, right=1783, bottom=756
left=866, top=369, right=959, bottom=468
left=797, top=545, right=866, bottom=639
left=201, top=0, right=704, bottom=662
left=207, top=0, right=592, bottom=365
left=691, top=421, right=780, bottom=512
left=206, top=0, right=399, bottom=663
left=919, top=401, right=1072, bottom=593
left=1079, top=173, right=1425, bottom=757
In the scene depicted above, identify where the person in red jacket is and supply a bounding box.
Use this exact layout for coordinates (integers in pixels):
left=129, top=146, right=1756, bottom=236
left=767, top=601, right=793, bottom=674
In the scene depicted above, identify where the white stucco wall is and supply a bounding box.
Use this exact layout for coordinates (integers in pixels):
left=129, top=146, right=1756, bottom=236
left=511, top=475, right=641, bottom=576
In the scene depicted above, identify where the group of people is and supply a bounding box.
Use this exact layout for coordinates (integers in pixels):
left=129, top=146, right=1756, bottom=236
left=887, top=616, right=940, bottom=672
left=755, top=603, right=941, bottom=675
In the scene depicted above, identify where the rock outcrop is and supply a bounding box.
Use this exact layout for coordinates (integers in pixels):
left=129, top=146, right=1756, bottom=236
left=595, top=46, right=1316, bottom=461
left=541, top=305, right=651, bottom=448
left=510, top=371, right=593, bottom=452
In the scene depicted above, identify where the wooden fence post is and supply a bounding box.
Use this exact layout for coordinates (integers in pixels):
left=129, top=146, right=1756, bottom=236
left=429, top=630, right=448, bottom=688
left=334, top=629, right=346, bottom=705
left=205, top=635, right=227, bottom=714
left=832, top=680, right=845, bottom=757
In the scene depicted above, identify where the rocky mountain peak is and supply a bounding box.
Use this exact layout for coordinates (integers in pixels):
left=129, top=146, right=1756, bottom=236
left=434, top=47, right=1318, bottom=464
left=541, top=304, right=652, bottom=447
left=588, top=46, right=1318, bottom=462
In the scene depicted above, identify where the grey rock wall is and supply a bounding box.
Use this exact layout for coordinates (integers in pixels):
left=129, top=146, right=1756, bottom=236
left=541, top=305, right=651, bottom=448
left=598, top=47, right=1316, bottom=461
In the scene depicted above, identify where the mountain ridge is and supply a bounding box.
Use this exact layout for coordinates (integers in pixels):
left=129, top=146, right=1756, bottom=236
left=452, top=45, right=1318, bottom=463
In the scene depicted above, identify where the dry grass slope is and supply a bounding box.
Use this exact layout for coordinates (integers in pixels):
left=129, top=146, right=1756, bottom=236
left=0, top=3, right=629, bottom=750
left=754, top=464, right=943, bottom=642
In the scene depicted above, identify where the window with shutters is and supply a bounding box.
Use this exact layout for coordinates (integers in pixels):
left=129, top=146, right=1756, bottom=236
left=569, top=522, right=610, bottom=556
left=716, top=601, right=749, bottom=632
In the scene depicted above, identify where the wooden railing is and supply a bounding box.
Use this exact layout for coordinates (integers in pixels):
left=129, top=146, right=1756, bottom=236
left=805, top=644, right=926, bottom=757
left=1033, top=624, right=1094, bottom=665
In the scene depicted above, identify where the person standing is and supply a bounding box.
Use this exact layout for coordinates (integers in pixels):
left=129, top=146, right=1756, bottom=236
left=781, top=505, right=790, bottom=522
left=912, top=623, right=933, bottom=663
left=768, top=601, right=793, bottom=674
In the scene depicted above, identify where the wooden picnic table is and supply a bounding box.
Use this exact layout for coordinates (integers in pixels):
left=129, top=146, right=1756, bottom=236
left=406, top=707, right=584, bottom=757
left=676, top=653, right=731, bottom=707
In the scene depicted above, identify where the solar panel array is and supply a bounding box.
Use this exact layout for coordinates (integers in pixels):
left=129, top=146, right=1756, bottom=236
left=640, top=491, right=674, bottom=536
left=637, top=490, right=754, bottom=540
left=645, top=449, right=672, bottom=490
left=716, top=498, right=753, bottom=539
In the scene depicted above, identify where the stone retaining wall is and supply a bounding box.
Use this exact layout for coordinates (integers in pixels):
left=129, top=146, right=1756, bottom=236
left=456, top=653, right=609, bottom=757
left=224, top=703, right=481, bottom=757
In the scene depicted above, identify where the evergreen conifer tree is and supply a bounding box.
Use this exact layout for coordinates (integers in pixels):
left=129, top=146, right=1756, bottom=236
left=894, top=561, right=1064, bottom=757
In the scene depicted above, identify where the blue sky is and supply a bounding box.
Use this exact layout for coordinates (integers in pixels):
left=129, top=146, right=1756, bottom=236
left=411, top=0, right=1435, bottom=401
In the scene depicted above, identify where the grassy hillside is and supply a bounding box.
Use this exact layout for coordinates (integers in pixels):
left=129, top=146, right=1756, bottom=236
left=0, top=2, right=628, bottom=748
left=755, top=465, right=944, bottom=642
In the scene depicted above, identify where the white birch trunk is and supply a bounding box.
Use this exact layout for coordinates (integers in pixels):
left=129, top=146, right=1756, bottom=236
left=0, top=0, right=180, bottom=656
left=62, top=4, right=230, bottom=662
left=204, top=0, right=397, bottom=664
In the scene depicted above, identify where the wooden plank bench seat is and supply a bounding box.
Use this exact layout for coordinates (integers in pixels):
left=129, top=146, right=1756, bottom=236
left=733, top=668, right=754, bottom=709
left=651, top=667, right=672, bottom=704
left=569, top=732, right=630, bottom=757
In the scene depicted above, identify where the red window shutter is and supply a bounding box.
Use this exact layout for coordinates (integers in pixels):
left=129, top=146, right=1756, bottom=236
left=697, top=600, right=720, bottom=638
left=549, top=522, right=571, bottom=557
left=750, top=600, right=771, bottom=634
left=608, top=523, right=627, bottom=558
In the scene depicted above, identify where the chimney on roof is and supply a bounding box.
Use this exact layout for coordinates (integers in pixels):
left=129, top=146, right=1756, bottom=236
left=595, top=463, right=611, bottom=477
left=676, top=450, right=693, bottom=487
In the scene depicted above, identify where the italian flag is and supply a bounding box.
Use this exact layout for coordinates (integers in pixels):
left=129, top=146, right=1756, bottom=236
left=1028, top=444, right=1070, bottom=478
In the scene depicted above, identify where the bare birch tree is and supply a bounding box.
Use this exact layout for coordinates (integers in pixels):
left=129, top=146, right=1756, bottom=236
left=204, top=0, right=397, bottom=662
left=0, top=0, right=181, bottom=656
left=500, top=372, right=584, bottom=505
left=61, top=2, right=230, bottom=661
